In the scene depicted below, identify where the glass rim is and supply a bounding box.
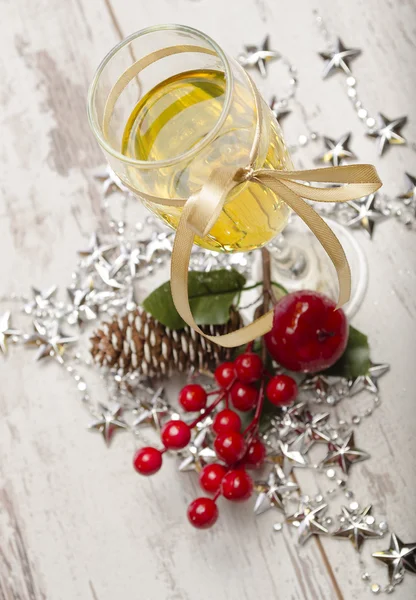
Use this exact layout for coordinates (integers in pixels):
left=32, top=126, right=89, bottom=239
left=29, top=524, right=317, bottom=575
left=87, top=24, right=234, bottom=169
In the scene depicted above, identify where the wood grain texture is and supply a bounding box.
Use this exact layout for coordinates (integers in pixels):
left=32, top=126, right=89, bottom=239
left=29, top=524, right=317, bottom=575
left=1, top=0, right=415, bottom=599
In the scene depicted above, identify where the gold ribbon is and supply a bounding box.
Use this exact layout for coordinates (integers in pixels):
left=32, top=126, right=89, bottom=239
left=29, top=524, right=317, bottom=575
left=102, top=44, right=382, bottom=348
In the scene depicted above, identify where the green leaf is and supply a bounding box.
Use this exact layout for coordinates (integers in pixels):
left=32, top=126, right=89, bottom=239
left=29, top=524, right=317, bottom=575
left=324, top=325, right=371, bottom=379
left=142, top=269, right=246, bottom=330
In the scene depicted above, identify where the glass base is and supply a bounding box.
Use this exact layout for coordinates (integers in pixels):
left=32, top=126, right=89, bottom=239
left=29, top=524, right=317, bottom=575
left=254, top=218, right=368, bottom=319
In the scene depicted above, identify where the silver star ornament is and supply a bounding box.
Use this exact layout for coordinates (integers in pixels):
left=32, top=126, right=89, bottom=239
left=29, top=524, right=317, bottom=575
left=320, top=431, right=369, bottom=474
left=292, top=411, right=332, bottom=453
left=88, top=404, right=129, bottom=446
left=333, top=505, right=382, bottom=551
left=398, top=173, right=416, bottom=217
left=347, top=194, right=387, bottom=238
left=287, top=502, right=329, bottom=545
left=315, top=133, right=357, bottom=166
left=67, top=288, right=98, bottom=325
left=178, top=428, right=216, bottom=472
left=238, top=36, right=280, bottom=77
left=267, top=441, right=308, bottom=476
left=78, top=233, right=117, bottom=268
left=319, top=38, right=361, bottom=78
left=367, top=113, right=407, bottom=155
left=372, top=533, right=416, bottom=583
left=109, top=242, right=146, bottom=279
left=0, top=312, right=21, bottom=354
left=254, top=466, right=299, bottom=515
left=349, top=362, right=390, bottom=395
left=25, top=320, right=78, bottom=362
left=270, top=96, right=291, bottom=122
left=132, top=387, right=170, bottom=432
left=24, top=285, right=57, bottom=315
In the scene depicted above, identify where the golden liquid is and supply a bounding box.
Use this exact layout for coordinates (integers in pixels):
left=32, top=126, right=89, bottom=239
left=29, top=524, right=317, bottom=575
left=121, top=69, right=291, bottom=252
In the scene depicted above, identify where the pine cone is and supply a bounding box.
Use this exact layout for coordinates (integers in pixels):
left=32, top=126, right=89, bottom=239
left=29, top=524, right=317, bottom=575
left=90, top=307, right=242, bottom=378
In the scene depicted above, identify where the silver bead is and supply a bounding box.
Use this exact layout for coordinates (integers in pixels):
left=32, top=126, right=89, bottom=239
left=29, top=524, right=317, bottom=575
left=346, top=76, right=356, bottom=87
left=348, top=88, right=357, bottom=98
left=349, top=501, right=359, bottom=512
left=367, top=117, right=376, bottom=128
left=273, top=523, right=283, bottom=532
left=371, top=584, right=381, bottom=594
left=358, top=108, right=368, bottom=119
left=361, top=573, right=370, bottom=581
left=326, top=468, right=336, bottom=479
left=77, top=381, right=87, bottom=391
left=352, top=415, right=361, bottom=424
left=298, top=135, right=308, bottom=146
left=379, top=521, right=389, bottom=532
left=345, top=490, right=354, bottom=499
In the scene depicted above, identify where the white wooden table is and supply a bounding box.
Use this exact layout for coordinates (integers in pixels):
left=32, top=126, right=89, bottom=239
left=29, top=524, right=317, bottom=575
left=1, top=0, right=416, bottom=598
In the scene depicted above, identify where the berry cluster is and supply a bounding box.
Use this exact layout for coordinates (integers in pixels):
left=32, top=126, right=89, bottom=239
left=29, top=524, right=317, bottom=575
left=133, top=290, right=349, bottom=530
left=133, top=351, right=298, bottom=529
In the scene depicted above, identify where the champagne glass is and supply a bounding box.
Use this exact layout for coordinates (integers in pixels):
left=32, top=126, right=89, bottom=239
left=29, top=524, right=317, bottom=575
left=88, top=24, right=292, bottom=254
left=88, top=24, right=366, bottom=317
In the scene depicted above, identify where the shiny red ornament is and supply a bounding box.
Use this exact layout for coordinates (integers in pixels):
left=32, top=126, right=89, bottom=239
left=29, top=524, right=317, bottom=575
left=178, top=384, right=207, bottom=412
left=199, top=463, right=227, bottom=494
left=161, top=420, right=191, bottom=450
left=221, top=469, right=253, bottom=501
left=187, top=497, right=219, bottom=529
left=212, top=409, right=241, bottom=435
left=244, top=438, right=266, bottom=468
left=214, top=362, right=236, bottom=388
left=266, top=374, right=298, bottom=406
left=265, top=290, right=348, bottom=372
left=133, top=447, right=163, bottom=475
left=214, top=431, right=247, bottom=465
left=234, top=352, right=263, bottom=383
left=230, top=381, right=258, bottom=412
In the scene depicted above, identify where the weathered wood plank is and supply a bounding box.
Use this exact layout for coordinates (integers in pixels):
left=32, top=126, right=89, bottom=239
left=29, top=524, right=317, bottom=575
left=0, top=0, right=415, bottom=598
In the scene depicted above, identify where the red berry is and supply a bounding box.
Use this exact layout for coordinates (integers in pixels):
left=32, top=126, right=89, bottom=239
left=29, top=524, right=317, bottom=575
left=221, top=469, right=253, bottom=501
left=187, top=497, right=219, bottom=529
left=265, top=290, right=349, bottom=373
left=214, top=362, right=236, bottom=388
left=199, top=463, right=227, bottom=494
left=230, top=381, right=258, bottom=412
left=212, top=409, right=241, bottom=435
left=244, top=438, right=266, bottom=468
left=161, top=420, right=191, bottom=450
left=179, top=384, right=207, bottom=412
left=266, top=374, right=298, bottom=406
left=235, top=352, right=263, bottom=383
left=133, top=447, right=163, bottom=475
left=214, top=431, right=247, bottom=465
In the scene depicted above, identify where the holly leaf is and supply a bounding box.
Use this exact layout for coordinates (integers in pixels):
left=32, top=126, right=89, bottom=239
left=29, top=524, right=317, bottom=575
left=142, top=269, right=246, bottom=330
left=324, top=325, right=371, bottom=379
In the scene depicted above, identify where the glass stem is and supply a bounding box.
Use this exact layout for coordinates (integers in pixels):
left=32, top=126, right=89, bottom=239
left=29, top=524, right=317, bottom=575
left=267, top=233, right=308, bottom=279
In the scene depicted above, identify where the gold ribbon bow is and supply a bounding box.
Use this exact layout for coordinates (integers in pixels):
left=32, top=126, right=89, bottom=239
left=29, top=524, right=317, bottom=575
left=102, top=44, right=382, bottom=348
